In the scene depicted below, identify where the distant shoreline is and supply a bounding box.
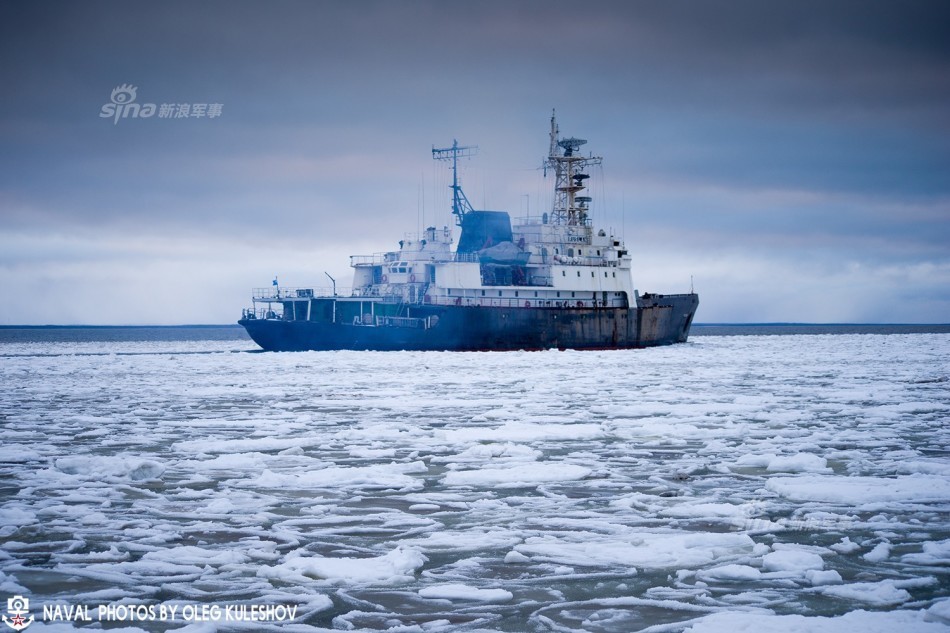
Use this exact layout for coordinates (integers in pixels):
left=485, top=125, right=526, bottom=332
left=690, top=323, right=950, bottom=336
left=0, top=324, right=245, bottom=329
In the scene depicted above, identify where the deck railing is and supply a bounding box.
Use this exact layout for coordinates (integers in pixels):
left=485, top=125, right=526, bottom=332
left=351, top=252, right=479, bottom=266
left=424, top=295, right=626, bottom=309
left=244, top=291, right=628, bottom=322
left=252, top=287, right=350, bottom=301
left=252, top=287, right=420, bottom=305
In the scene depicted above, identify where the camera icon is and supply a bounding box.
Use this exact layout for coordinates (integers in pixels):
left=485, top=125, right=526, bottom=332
left=7, top=596, right=28, bottom=614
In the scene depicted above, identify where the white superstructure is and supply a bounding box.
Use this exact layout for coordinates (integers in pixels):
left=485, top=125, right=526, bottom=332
left=346, top=112, right=636, bottom=310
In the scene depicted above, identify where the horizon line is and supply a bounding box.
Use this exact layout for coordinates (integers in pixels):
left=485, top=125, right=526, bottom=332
left=1, top=322, right=949, bottom=329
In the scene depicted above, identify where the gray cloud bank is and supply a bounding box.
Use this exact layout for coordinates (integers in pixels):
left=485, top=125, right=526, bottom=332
left=1, top=0, right=948, bottom=324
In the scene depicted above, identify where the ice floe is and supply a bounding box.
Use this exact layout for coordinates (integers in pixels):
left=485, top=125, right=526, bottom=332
left=684, top=609, right=949, bottom=632
left=443, top=462, right=591, bottom=487
left=418, top=583, right=513, bottom=603
left=815, top=578, right=914, bottom=607
left=259, top=546, right=427, bottom=585
left=766, top=473, right=950, bottom=505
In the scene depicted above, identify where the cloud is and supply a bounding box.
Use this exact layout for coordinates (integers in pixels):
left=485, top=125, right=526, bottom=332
left=0, top=0, right=948, bottom=323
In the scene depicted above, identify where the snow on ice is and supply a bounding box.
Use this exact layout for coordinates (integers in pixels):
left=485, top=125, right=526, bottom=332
left=1, top=332, right=949, bottom=631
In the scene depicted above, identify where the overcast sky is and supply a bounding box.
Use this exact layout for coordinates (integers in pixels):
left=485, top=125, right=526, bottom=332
left=1, top=0, right=948, bottom=324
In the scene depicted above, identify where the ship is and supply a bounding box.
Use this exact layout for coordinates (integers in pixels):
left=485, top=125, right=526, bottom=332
left=239, top=114, right=698, bottom=351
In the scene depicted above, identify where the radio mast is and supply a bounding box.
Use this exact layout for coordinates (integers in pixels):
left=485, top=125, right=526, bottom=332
left=432, top=140, right=478, bottom=226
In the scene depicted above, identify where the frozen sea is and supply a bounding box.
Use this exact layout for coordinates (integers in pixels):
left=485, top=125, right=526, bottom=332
left=1, top=326, right=949, bottom=632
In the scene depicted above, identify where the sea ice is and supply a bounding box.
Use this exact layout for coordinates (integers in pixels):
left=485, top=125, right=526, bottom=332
left=695, top=564, right=763, bottom=582
left=439, top=421, right=605, bottom=444
left=0, top=444, right=42, bottom=463
left=2, top=331, right=948, bottom=631
left=927, top=599, right=950, bottom=625
left=516, top=532, right=755, bottom=570
left=830, top=537, right=861, bottom=554
left=804, top=569, right=843, bottom=586
left=259, top=546, right=427, bottom=585
left=442, top=462, right=591, bottom=487
left=902, top=539, right=950, bottom=566
left=0, top=507, right=36, bottom=527
left=54, top=455, right=165, bottom=481
left=247, top=461, right=428, bottom=491
left=766, top=474, right=950, bottom=504
left=140, top=545, right=249, bottom=566
left=683, top=609, right=949, bottom=632
left=766, top=453, right=831, bottom=473
left=761, top=550, right=824, bottom=573
left=817, top=579, right=913, bottom=606
left=863, top=541, right=892, bottom=562
left=418, top=583, right=513, bottom=602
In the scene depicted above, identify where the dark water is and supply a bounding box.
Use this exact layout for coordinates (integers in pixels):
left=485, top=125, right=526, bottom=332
left=0, top=325, right=251, bottom=344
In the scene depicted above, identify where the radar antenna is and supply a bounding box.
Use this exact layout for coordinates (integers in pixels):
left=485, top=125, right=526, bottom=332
left=543, top=111, right=602, bottom=226
left=432, top=139, right=478, bottom=226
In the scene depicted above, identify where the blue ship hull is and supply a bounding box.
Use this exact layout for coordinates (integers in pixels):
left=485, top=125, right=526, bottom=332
left=239, top=294, right=698, bottom=352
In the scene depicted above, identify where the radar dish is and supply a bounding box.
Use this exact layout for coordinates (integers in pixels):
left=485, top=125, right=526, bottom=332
left=558, top=137, right=587, bottom=156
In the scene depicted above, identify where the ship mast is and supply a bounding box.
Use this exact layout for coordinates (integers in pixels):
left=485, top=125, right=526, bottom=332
left=432, top=139, right=478, bottom=226
left=544, top=111, right=602, bottom=226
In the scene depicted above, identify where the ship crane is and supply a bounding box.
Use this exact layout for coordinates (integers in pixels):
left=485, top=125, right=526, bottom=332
left=432, top=140, right=478, bottom=226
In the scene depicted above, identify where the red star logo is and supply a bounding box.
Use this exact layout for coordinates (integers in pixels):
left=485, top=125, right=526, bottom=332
left=10, top=613, right=25, bottom=627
